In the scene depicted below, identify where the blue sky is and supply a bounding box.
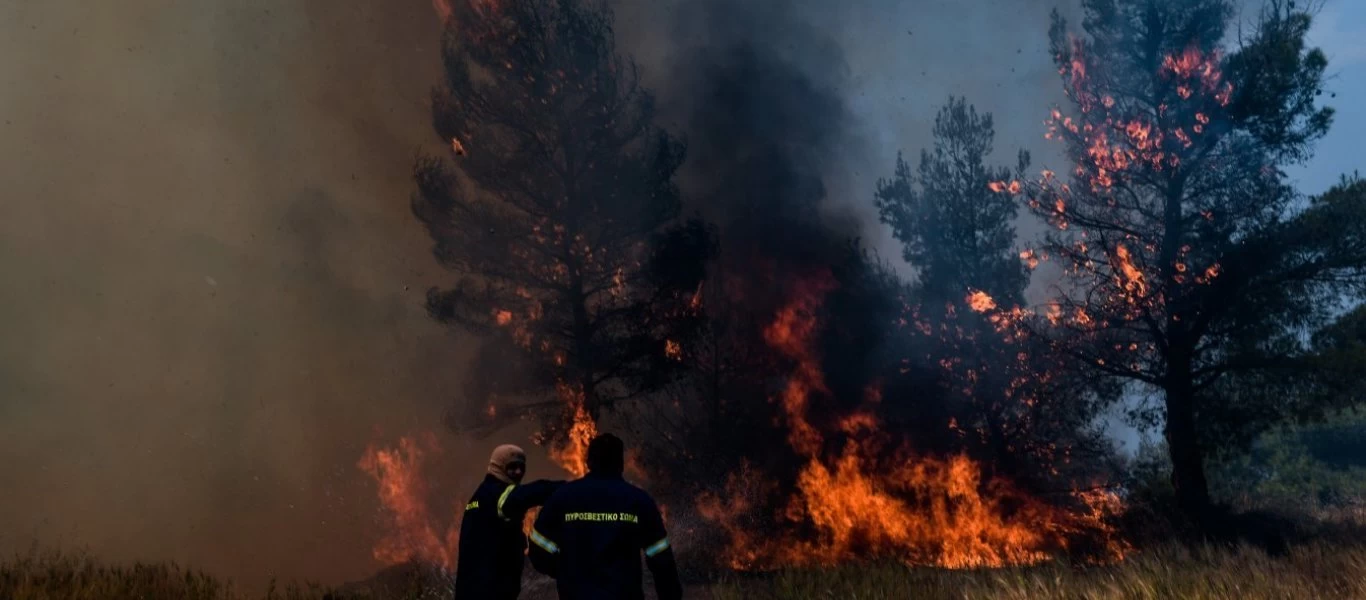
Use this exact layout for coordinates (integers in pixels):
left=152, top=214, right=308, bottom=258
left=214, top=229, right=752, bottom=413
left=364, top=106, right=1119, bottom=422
left=1291, top=0, right=1366, bottom=193
left=1108, top=0, right=1366, bottom=452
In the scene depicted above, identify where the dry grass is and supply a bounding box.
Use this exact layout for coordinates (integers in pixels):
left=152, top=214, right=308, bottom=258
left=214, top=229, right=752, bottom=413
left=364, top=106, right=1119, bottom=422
left=0, top=549, right=367, bottom=600
left=708, top=542, right=1366, bottom=600
left=7, top=538, right=1366, bottom=599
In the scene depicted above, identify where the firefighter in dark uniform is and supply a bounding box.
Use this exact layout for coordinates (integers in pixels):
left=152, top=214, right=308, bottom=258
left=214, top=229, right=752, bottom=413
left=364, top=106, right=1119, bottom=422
left=454, top=444, right=563, bottom=600
left=527, top=434, right=683, bottom=600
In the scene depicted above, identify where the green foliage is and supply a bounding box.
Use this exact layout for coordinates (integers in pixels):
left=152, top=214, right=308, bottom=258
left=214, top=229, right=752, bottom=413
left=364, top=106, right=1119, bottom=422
left=872, top=97, right=1115, bottom=485
left=1210, top=409, right=1366, bottom=509
left=874, top=96, right=1029, bottom=305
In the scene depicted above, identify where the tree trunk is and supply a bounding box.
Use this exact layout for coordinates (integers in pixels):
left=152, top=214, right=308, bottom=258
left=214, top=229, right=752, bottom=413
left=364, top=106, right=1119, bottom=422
left=569, top=273, right=599, bottom=419
left=1164, top=350, right=1211, bottom=518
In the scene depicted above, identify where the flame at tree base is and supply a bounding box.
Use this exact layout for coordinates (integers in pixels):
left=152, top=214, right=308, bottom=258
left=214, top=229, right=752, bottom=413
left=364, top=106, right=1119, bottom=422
left=534, top=384, right=598, bottom=478
left=697, top=273, right=1129, bottom=570
left=698, top=447, right=1127, bottom=570
left=357, top=433, right=458, bottom=571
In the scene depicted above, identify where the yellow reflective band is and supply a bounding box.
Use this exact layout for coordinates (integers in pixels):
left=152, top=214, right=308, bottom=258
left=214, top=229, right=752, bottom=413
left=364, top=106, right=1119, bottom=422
left=465, top=500, right=479, bottom=511
left=564, top=512, right=638, bottom=523
left=530, top=529, right=559, bottom=554
left=645, top=537, right=670, bottom=558
left=496, top=484, right=516, bottom=520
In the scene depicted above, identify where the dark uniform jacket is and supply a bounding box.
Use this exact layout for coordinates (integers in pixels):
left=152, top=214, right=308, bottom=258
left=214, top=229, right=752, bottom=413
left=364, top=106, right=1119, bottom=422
left=454, top=474, right=562, bottom=600
left=527, top=472, right=683, bottom=600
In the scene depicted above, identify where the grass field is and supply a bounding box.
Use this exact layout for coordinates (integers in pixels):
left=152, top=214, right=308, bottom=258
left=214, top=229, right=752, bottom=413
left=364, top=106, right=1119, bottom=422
left=5, top=539, right=1366, bottom=600
left=709, top=542, right=1366, bottom=599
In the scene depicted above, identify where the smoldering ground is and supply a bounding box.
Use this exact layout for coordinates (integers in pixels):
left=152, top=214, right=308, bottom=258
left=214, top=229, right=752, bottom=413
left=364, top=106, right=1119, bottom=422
left=0, top=0, right=1094, bottom=591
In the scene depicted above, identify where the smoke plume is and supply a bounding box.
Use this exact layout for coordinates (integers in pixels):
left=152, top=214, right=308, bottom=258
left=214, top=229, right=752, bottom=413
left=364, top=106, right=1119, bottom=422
left=0, top=0, right=1089, bottom=589
left=0, top=0, right=479, bottom=590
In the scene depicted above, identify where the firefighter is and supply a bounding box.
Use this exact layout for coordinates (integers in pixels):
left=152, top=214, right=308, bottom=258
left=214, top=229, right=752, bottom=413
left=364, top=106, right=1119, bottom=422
left=527, top=434, right=683, bottom=600
left=454, top=444, right=563, bottom=600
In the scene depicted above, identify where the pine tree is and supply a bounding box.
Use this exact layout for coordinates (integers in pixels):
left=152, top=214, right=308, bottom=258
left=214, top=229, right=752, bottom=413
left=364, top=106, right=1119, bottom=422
left=1010, top=0, right=1366, bottom=515
left=876, top=96, right=1029, bottom=305
left=411, top=0, right=705, bottom=438
left=876, top=98, right=1110, bottom=482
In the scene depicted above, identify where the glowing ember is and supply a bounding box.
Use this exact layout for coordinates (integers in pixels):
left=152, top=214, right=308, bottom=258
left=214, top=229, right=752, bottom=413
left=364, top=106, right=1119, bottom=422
left=357, top=434, right=458, bottom=570
left=665, top=339, right=682, bottom=360
left=494, top=309, right=513, bottom=326
left=967, top=290, right=998, bottom=313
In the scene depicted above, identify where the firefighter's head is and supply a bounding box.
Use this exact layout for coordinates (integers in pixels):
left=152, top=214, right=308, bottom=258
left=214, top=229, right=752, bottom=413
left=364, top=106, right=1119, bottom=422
left=586, top=433, right=625, bottom=477
left=488, top=444, right=527, bottom=484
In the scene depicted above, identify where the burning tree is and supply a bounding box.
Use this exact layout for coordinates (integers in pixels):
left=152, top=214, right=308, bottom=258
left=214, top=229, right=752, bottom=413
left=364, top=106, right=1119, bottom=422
left=875, top=98, right=1114, bottom=487
left=1003, top=0, right=1366, bottom=516
left=651, top=35, right=1130, bottom=565
left=411, top=0, right=708, bottom=447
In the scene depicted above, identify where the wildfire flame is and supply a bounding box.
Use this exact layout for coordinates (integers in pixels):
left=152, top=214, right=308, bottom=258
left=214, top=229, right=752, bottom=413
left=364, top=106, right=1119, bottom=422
left=357, top=433, right=458, bottom=571
left=546, top=388, right=598, bottom=478
left=1113, top=244, right=1147, bottom=297
left=699, top=275, right=1128, bottom=570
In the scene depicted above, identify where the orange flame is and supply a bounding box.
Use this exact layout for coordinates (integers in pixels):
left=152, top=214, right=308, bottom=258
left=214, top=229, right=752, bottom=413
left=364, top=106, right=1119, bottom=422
left=1113, top=244, right=1147, bottom=297
left=967, top=290, right=998, bottom=313
left=357, top=434, right=458, bottom=570
left=762, top=276, right=838, bottom=457
left=699, top=275, right=1128, bottom=569
left=541, top=384, right=598, bottom=478
left=494, top=309, right=513, bottom=326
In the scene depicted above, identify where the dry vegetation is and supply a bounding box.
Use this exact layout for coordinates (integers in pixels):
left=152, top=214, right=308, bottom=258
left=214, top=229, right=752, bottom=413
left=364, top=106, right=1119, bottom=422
left=8, top=532, right=1366, bottom=600
left=0, top=549, right=362, bottom=600
left=710, top=542, right=1366, bottom=600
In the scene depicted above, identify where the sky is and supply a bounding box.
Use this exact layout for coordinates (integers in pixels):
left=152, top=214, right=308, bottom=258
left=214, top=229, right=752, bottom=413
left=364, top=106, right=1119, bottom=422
left=1290, top=0, right=1366, bottom=193
left=0, top=0, right=1361, bottom=589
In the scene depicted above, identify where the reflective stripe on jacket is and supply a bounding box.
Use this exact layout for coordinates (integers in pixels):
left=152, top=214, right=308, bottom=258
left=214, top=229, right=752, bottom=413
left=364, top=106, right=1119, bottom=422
left=454, top=475, right=562, bottom=600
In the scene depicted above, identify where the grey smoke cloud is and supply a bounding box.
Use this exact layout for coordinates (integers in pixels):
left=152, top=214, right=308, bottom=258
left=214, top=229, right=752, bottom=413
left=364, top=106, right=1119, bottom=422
left=613, top=0, right=1082, bottom=274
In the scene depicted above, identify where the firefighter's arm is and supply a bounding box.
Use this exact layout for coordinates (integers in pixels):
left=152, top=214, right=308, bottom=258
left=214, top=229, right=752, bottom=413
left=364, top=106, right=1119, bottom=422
left=639, top=495, right=683, bottom=600
left=527, top=496, right=562, bottom=579
left=498, top=479, right=565, bottom=520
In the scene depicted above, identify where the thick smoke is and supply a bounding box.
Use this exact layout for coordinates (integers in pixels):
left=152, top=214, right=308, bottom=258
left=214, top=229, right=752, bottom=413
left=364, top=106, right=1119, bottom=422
left=613, top=0, right=1085, bottom=431
left=614, top=0, right=1081, bottom=275
left=0, top=0, right=480, bottom=590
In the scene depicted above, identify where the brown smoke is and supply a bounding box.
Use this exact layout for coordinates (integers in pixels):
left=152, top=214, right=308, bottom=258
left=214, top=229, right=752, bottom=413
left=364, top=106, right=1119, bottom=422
left=0, top=0, right=481, bottom=590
